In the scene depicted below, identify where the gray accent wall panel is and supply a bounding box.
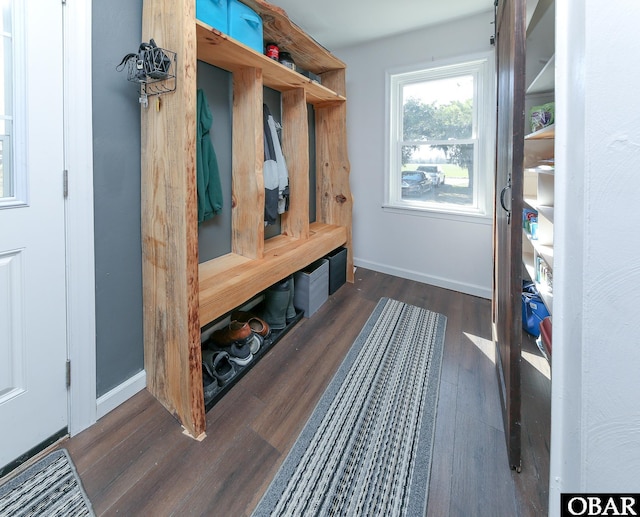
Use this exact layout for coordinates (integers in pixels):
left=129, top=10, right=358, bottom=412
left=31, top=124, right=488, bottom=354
left=92, top=0, right=144, bottom=397
left=197, top=63, right=233, bottom=262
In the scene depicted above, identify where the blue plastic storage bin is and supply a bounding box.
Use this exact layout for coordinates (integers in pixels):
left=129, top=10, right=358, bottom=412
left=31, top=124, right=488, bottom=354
left=196, top=0, right=228, bottom=33
left=522, top=288, right=550, bottom=337
left=228, top=0, right=263, bottom=53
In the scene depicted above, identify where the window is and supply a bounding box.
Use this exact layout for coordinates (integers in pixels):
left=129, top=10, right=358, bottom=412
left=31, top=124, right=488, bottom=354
left=386, top=54, right=494, bottom=218
left=0, top=0, right=26, bottom=208
left=0, top=0, right=13, bottom=199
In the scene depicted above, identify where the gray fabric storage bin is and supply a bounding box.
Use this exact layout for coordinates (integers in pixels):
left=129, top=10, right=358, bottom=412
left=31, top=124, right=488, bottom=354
left=294, top=259, right=329, bottom=317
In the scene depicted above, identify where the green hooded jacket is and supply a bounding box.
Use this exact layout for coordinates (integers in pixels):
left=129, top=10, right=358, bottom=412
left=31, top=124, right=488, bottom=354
left=197, top=88, right=223, bottom=223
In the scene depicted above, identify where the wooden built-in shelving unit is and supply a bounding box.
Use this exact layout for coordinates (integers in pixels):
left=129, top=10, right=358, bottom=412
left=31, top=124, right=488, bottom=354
left=141, top=0, right=353, bottom=438
left=195, top=22, right=345, bottom=107
left=199, top=222, right=347, bottom=324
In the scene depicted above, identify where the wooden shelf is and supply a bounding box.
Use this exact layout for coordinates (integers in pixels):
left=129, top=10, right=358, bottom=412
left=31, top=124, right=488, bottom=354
left=196, top=21, right=346, bottom=108
left=525, top=165, right=554, bottom=174
left=524, top=130, right=554, bottom=169
left=523, top=230, right=554, bottom=268
left=522, top=250, right=553, bottom=313
left=526, top=0, right=553, bottom=34
left=537, top=204, right=554, bottom=223
left=239, top=0, right=345, bottom=74
left=523, top=250, right=535, bottom=278
left=525, top=123, right=555, bottom=140
left=523, top=197, right=554, bottom=219
left=527, top=54, right=555, bottom=94
left=199, top=222, right=347, bottom=325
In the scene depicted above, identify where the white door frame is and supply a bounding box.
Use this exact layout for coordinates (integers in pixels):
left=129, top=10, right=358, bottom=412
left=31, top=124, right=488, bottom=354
left=64, top=0, right=97, bottom=436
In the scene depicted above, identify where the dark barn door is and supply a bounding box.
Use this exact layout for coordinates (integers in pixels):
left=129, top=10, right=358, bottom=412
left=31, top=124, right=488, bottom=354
left=492, top=0, right=526, bottom=471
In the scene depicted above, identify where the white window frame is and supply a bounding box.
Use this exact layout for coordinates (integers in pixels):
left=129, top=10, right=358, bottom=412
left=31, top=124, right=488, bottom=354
left=384, top=52, right=495, bottom=221
left=0, top=0, right=27, bottom=209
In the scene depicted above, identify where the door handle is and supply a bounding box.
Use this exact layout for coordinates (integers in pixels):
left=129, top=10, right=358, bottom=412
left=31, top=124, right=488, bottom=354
left=500, top=184, right=512, bottom=224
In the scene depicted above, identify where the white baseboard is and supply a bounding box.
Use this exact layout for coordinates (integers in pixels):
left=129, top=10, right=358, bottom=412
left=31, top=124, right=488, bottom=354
left=96, top=370, right=147, bottom=420
left=354, top=258, right=492, bottom=299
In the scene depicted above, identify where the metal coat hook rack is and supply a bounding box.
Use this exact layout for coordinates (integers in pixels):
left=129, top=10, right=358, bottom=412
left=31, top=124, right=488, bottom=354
left=117, top=41, right=177, bottom=108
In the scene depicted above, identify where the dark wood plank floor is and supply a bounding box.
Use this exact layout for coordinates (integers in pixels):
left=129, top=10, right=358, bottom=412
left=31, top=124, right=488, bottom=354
left=60, top=268, right=550, bottom=516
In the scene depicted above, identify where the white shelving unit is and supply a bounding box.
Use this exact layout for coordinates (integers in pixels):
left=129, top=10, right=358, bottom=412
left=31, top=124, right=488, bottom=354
left=523, top=124, right=554, bottom=312
left=522, top=0, right=554, bottom=316
left=526, top=54, right=555, bottom=95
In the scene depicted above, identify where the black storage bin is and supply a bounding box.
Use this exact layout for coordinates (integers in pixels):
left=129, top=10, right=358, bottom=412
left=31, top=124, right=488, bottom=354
left=326, top=246, right=347, bottom=295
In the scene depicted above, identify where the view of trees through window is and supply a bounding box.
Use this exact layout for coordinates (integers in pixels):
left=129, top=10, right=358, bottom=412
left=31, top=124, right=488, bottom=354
left=399, top=74, right=476, bottom=207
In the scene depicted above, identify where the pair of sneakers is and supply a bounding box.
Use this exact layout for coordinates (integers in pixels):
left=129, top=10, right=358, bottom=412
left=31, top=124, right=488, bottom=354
left=207, top=321, right=263, bottom=366
left=202, top=349, right=234, bottom=403
left=202, top=331, right=264, bottom=403
left=226, top=334, right=262, bottom=366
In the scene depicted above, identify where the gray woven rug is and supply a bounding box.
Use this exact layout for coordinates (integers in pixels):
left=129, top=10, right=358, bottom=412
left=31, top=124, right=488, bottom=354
left=0, top=449, right=94, bottom=517
left=252, top=297, right=447, bottom=517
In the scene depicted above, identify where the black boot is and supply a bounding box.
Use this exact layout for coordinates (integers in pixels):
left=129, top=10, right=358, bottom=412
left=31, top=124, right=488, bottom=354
left=260, top=280, right=290, bottom=330
left=286, top=274, right=297, bottom=322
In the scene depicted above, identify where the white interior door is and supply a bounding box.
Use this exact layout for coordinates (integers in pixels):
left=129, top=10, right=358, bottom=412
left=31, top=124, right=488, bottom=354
left=0, top=0, right=67, bottom=470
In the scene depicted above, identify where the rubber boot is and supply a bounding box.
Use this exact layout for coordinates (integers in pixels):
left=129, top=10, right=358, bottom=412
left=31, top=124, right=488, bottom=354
left=286, top=274, right=297, bottom=322
left=260, top=280, right=290, bottom=330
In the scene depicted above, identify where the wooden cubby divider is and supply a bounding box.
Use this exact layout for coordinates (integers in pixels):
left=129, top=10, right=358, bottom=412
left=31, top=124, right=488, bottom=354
left=281, top=88, right=310, bottom=240
left=232, top=66, right=265, bottom=260
left=142, top=0, right=352, bottom=438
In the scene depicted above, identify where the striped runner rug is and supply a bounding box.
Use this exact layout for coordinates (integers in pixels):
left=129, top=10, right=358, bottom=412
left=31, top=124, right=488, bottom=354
left=252, top=297, right=447, bottom=517
left=0, top=449, right=94, bottom=517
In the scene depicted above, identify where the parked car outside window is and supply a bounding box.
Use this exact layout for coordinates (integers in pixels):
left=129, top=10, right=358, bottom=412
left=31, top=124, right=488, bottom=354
left=402, top=171, right=432, bottom=197
left=417, top=165, right=445, bottom=187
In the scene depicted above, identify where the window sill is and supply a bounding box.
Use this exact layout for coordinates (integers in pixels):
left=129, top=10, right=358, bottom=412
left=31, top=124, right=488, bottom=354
left=382, top=203, right=493, bottom=225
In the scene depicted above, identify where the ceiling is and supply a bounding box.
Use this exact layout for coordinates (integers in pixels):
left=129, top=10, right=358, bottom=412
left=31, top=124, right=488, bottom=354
left=267, top=0, right=495, bottom=50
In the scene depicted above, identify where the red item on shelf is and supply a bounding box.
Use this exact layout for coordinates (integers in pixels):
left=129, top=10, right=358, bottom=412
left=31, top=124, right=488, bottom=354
left=266, top=43, right=279, bottom=60
left=540, top=316, right=552, bottom=357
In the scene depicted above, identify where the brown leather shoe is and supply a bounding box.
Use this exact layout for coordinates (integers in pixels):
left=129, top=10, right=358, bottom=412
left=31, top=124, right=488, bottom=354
left=209, top=321, right=252, bottom=347
left=230, top=311, right=270, bottom=338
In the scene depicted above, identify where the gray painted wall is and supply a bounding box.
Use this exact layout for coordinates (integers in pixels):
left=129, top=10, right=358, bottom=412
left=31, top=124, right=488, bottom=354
left=92, top=0, right=144, bottom=397
left=197, top=63, right=234, bottom=261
